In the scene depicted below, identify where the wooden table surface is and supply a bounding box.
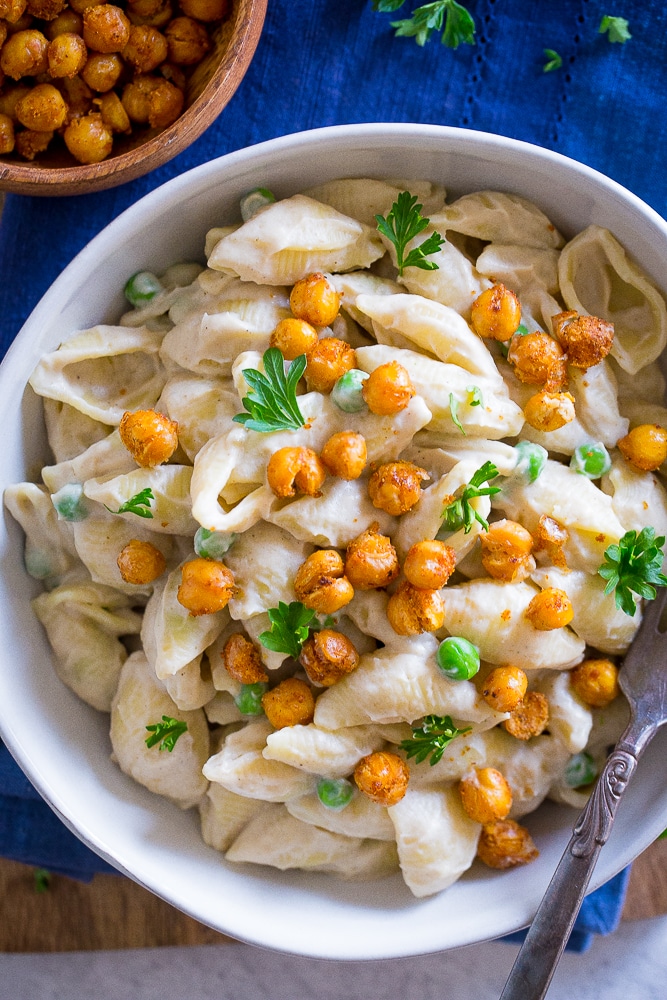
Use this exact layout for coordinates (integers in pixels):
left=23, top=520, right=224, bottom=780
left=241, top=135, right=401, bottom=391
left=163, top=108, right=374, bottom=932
left=1, top=838, right=667, bottom=953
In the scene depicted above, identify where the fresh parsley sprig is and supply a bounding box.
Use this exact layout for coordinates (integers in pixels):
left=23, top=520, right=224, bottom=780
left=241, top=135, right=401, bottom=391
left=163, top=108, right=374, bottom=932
left=599, top=15, right=631, bottom=44
left=399, top=714, right=472, bottom=765
left=543, top=48, right=562, bottom=72
left=598, top=527, right=667, bottom=617
left=375, top=191, right=445, bottom=276
left=145, top=715, right=188, bottom=752
left=441, top=461, right=501, bottom=534
left=233, top=348, right=306, bottom=433
left=106, top=487, right=154, bottom=519
left=375, top=1, right=476, bottom=50
left=259, top=601, right=319, bottom=659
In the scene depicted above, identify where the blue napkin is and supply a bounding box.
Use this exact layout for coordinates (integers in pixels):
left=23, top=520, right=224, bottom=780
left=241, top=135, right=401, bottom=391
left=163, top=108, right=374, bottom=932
left=1, top=0, right=660, bottom=947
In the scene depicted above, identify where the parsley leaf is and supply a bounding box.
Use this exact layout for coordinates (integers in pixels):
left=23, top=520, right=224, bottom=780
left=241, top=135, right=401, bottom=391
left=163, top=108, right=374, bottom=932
left=106, top=487, right=154, bottom=519
left=543, top=48, right=563, bottom=72
left=233, top=348, right=306, bottom=433
left=599, top=15, right=631, bottom=44
left=390, top=1, right=476, bottom=49
left=259, top=601, right=319, bottom=659
left=466, top=385, right=483, bottom=407
left=145, top=715, right=188, bottom=752
left=598, top=527, right=667, bottom=617
left=441, top=461, right=501, bottom=534
left=375, top=191, right=445, bottom=276
left=372, top=0, right=406, bottom=10
left=449, top=393, right=466, bottom=435
left=399, top=715, right=472, bottom=765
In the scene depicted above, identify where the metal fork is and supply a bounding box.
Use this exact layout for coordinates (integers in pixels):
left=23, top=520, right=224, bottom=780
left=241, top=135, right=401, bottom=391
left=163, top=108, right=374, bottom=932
left=499, top=586, right=667, bottom=1000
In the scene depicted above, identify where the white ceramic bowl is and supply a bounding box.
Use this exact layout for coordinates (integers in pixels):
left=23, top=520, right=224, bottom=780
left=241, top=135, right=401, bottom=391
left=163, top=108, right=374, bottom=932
left=2, top=124, right=667, bottom=961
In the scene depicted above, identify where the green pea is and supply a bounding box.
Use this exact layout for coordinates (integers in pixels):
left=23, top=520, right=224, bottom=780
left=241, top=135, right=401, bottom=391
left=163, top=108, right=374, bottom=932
left=51, top=483, right=91, bottom=522
left=436, top=637, right=480, bottom=680
left=194, top=527, right=237, bottom=560
left=564, top=751, right=598, bottom=788
left=123, top=271, right=163, bottom=306
left=316, top=777, right=354, bottom=811
left=234, top=682, right=268, bottom=716
left=331, top=369, right=369, bottom=413
left=240, top=187, right=276, bottom=222
left=570, top=442, right=611, bottom=479
left=514, top=440, right=548, bottom=483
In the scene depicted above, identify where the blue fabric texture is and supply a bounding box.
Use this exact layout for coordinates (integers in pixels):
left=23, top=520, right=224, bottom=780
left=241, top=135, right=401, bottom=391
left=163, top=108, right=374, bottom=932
left=0, top=0, right=659, bottom=944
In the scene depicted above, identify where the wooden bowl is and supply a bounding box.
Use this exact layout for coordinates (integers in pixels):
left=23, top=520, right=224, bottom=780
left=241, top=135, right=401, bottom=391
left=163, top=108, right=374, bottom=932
left=0, top=0, right=267, bottom=197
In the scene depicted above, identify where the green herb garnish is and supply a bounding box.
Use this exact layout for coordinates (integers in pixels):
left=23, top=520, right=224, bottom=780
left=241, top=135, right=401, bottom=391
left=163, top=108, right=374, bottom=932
left=34, top=868, right=51, bottom=893
left=449, top=393, right=466, bottom=435
left=399, top=714, right=472, bottom=765
left=377, top=1, right=476, bottom=49
left=543, top=48, right=563, bottom=72
left=599, top=15, right=631, bottom=44
left=145, top=715, right=188, bottom=752
left=375, top=191, right=445, bottom=276
left=259, top=601, right=319, bottom=659
left=598, top=527, right=667, bottom=617
left=233, top=348, right=306, bottom=433
left=466, top=385, right=483, bottom=407
left=441, top=461, right=501, bottom=534
left=106, top=487, right=154, bottom=519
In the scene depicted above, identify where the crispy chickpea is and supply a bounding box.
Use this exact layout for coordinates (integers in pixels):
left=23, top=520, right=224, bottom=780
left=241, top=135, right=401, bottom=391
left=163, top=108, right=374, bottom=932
left=269, top=317, right=318, bottom=360
left=361, top=360, right=415, bottom=415
left=126, top=0, right=172, bottom=27
left=0, top=82, right=30, bottom=119
left=121, top=73, right=182, bottom=127
left=344, top=522, right=399, bottom=590
left=470, top=283, right=522, bottom=342
left=69, top=0, right=106, bottom=13
left=261, top=677, right=315, bottom=729
left=507, top=331, right=568, bottom=389
left=82, top=3, right=130, bottom=52
left=46, top=9, right=83, bottom=38
left=164, top=14, right=209, bottom=64
left=0, top=0, right=27, bottom=21
left=6, top=7, right=31, bottom=27
left=94, top=88, right=130, bottom=131
left=503, top=690, right=549, bottom=740
left=16, top=82, right=67, bottom=130
left=63, top=111, right=112, bottom=161
left=479, top=518, right=536, bottom=584
left=617, top=423, right=667, bottom=472
left=403, top=539, right=456, bottom=589
left=552, top=310, right=614, bottom=369
left=266, top=446, right=326, bottom=498
left=290, top=272, right=340, bottom=328
left=0, top=113, right=15, bottom=153
left=26, top=0, right=66, bottom=17
left=300, top=628, right=360, bottom=686
left=532, top=513, right=568, bottom=569
left=523, top=389, right=576, bottom=433
left=122, top=23, right=167, bottom=72
left=82, top=51, right=123, bottom=90
left=320, top=431, right=367, bottom=480
left=481, top=665, right=528, bottom=714
left=0, top=29, right=49, bottom=79
left=305, top=337, right=356, bottom=394
left=525, top=587, right=573, bottom=630
left=476, top=818, right=539, bottom=869
left=368, top=460, right=428, bottom=516
left=15, top=127, right=52, bottom=158
left=459, top=767, right=513, bottom=824
left=59, top=74, right=94, bottom=118
left=570, top=658, right=619, bottom=708
left=222, top=633, right=268, bottom=685
left=47, top=32, right=87, bottom=78
left=386, top=580, right=445, bottom=636
left=119, top=409, right=179, bottom=467
left=354, top=750, right=409, bottom=806
left=116, top=538, right=166, bottom=584
left=179, top=0, right=227, bottom=20
left=293, top=549, right=354, bottom=615
left=177, top=557, right=234, bottom=616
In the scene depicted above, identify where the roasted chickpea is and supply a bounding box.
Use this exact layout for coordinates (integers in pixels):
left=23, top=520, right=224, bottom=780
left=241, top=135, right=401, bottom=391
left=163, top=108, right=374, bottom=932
left=5, top=7, right=31, bottom=27
left=368, top=460, right=428, bottom=516
left=83, top=3, right=130, bottom=52
left=300, top=628, right=360, bottom=686
left=0, top=0, right=27, bottom=21
left=476, top=818, right=539, bottom=869
left=570, top=658, right=619, bottom=708
left=26, top=0, right=66, bottom=17
left=507, top=331, right=568, bottom=389
left=0, top=112, right=15, bottom=152
left=361, top=360, right=415, bottom=415
left=293, top=549, right=354, bottom=615
left=125, top=0, right=172, bottom=27
left=15, top=127, right=53, bottom=158
left=47, top=32, right=87, bottom=77
left=261, top=677, right=315, bottom=729
left=479, top=518, right=536, bottom=584
left=470, top=283, right=522, bottom=342
left=46, top=9, right=83, bottom=38
left=177, top=557, right=234, bottom=615
left=0, top=29, right=49, bottom=79
left=63, top=111, right=112, bottom=161
left=69, top=0, right=106, bottom=13
left=58, top=74, right=94, bottom=117
left=344, top=522, right=399, bottom=590
left=403, top=539, right=456, bottom=589
left=532, top=513, right=568, bottom=569
left=481, top=665, right=528, bottom=714
left=119, top=409, right=179, bottom=467
left=179, top=0, right=227, bottom=20
left=0, top=82, right=30, bottom=119
left=116, top=538, right=166, bottom=584
left=94, top=88, right=130, bottom=130
left=354, top=750, right=409, bottom=806
left=305, top=337, right=356, bottom=394
left=266, top=446, right=326, bottom=498
left=552, top=310, right=614, bottom=369
left=269, top=317, right=318, bottom=360
left=617, top=423, right=667, bottom=472
left=524, top=587, right=573, bottom=630
left=503, top=690, right=549, bottom=740
left=386, top=580, right=445, bottom=636
left=16, top=82, right=67, bottom=130
left=523, top=389, right=576, bottom=432
left=459, top=767, right=513, bottom=824
left=320, top=431, right=367, bottom=480
left=121, top=73, right=182, bottom=127
left=164, top=14, right=209, bottom=64
left=290, top=271, right=340, bottom=328
left=222, top=633, right=268, bottom=685
left=122, top=22, right=167, bottom=71
left=82, top=51, right=123, bottom=90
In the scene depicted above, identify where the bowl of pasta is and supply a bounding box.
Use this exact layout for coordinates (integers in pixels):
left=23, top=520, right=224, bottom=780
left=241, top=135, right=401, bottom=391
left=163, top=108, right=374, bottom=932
left=2, top=123, right=667, bottom=960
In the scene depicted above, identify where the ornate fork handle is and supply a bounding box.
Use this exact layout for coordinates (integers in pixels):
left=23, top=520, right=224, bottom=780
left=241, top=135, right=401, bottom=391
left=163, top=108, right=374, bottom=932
left=571, top=749, right=638, bottom=858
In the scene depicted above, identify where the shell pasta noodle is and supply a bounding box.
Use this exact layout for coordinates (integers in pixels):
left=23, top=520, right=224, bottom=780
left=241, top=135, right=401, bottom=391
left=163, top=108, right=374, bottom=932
left=8, top=176, right=667, bottom=899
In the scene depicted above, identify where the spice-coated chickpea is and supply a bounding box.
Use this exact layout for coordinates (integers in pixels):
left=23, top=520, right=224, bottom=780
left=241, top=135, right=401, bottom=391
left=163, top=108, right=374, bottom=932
left=476, top=818, right=539, bottom=870
left=532, top=514, right=568, bottom=569
left=570, top=658, right=619, bottom=708
left=523, top=390, right=576, bottom=433
left=320, top=431, right=367, bottom=480
left=179, top=0, right=227, bottom=20
left=403, top=539, right=456, bottom=590
left=524, top=587, right=573, bottom=630
left=46, top=9, right=83, bottom=38
left=0, top=0, right=27, bottom=21
left=164, top=14, right=209, bottom=64
left=68, top=0, right=105, bottom=13
left=82, top=3, right=130, bottom=52
left=177, top=557, right=235, bottom=616
left=266, top=446, right=326, bottom=498
left=269, top=317, right=318, bottom=360
left=368, top=460, right=428, bottom=516
left=47, top=32, right=88, bottom=78
left=481, top=665, right=528, bottom=714
left=299, top=628, right=360, bottom=686
left=617, top=424, right=667, bottom=472
left=0, top=83, right=30, bottom=120
left=293, top=549, right=354, bottom=615
left=16, top=82, right=67, bottom=130
left=125, top=0, right=172, bottom=27
left=344, top=522, right=400, bottom=590
left=290, top=272, right=340, bottom=328
left=479, top=518, right=535, bottom=584
left=118, top=409, right=179, bottom=467
left=470, top=283, right=522, bottom=342
left=459, top=767, right=513, bottom=824
left=222, top=633, right=268, bottom=685
left=508, top=331, right=568, bottom=389
left=261, top=677, right=315, bottom=729
left=0, top=29, right=49, bottom=79
left=121, top=74, right=182, bottom=128
left=353, top=750, right=409, bottom=806
left=305, top=337, right=356, bottom=394
left=552, top=310, right=614, bottom=369
left=82, top=50, right=123, bottom=90
left=386, top=580, right=445, bottom=636
left=94, top=88, right=131, bottom=131
left=0, top=113, right=15, bottom=152
left=15, top=127, right=53, bottom=159
left=6, top=7, right=31, bottom=26
left=26, top=0, right=66, bottom=17
left=361, top=360, right=415, bottom=415
left=503, top=690, right=549, bottom=740
left=63, top=111, right=112, bottom=161
left=116, top=538, right=166, bottom=584
left=122, top=22, right=167, bottom=72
